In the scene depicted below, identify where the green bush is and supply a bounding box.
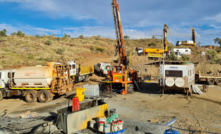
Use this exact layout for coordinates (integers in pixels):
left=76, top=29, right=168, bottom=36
left=55, top=48, right=65, bottom=55
left=90, top=46, right=95, bottom=51
left=0, top=29, right=7, bottom=37
left=148, top=42, right=156, bottom=47
left=207, top=50, right=217, bottom=58
left=79, top=35, right=84, bottom=39
left=35, top=34, right=40, bottom=38
left=168, top=45, right=174, bottom=51
left=11, top=32, right=16, bottom=35
left=45, top=40, right=52, bottom=45
left=16, top=30, right=25, bottom=37
left=56, top=37, right=60, bottom=42
left=167, top=52, right=178, bottom=61
left=182, top=55, right=189, bottom=61
left=62, top=34, right=70, bottom=40
left=96, top=47, right=105, bottom=52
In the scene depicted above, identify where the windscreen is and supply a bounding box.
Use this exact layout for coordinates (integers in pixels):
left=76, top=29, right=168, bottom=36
left=165, top=70, right=183, bottom=77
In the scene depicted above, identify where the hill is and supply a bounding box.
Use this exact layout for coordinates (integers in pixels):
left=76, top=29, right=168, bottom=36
left=0, top=35, right=167, bottom=69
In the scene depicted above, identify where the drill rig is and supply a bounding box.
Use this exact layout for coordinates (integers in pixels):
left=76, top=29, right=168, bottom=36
left=143, top=24, right=169, bottom=60
left=176, top=28, right=196, bottom=47
left=105, top=0, right=139, bottom=95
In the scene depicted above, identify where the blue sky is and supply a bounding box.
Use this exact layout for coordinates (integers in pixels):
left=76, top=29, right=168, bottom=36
left=0, top=0, right=221, bottom=46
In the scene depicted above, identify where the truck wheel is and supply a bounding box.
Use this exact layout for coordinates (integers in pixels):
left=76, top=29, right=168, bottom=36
left=25, top=90, right=37, bottom=103
left=216, top=78, right=221, bottom=85
left=38, top=90, right=51, bottom=103
left=208, top=78, right=215, bottom=85
left=0, top=90, right=3, bottom=101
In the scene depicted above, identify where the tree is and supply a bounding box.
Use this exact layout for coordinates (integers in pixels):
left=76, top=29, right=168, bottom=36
left=152, top=35, right=156, bottom=39
left=124, top=35, right=130, bottom=39
left=79, top=35, right=84, bottom=39
left=35, top=34, right=40, bottom=38
left=62, top=34, right=70, bottom=40
left=214, top=38, right=221, bottom=48
left=0, top=29, right=7, bottom=37
left=16, top=30, right=25, bottom=37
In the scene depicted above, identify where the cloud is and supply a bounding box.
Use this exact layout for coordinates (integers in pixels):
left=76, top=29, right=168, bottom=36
left=205, top=13, right=221, bottom=23
left=1, top=0, right=221, bottom=45
left=0, top=23, right=60, bottom=35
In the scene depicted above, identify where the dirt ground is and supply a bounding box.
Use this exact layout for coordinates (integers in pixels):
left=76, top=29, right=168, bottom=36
left=0, top=56, right=221, bottom=134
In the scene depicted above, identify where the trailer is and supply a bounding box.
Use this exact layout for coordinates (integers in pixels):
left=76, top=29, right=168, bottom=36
left=173, top=48, right=191, bottom=55
left=0, top=61, right=74, bottom=103
left=195, top=71, right=221, bottom=85
left=159, top=63, right=195, bottom=95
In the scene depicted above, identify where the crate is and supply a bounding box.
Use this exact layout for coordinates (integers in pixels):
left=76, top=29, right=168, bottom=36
left=83, top=84, right=100, bottom=98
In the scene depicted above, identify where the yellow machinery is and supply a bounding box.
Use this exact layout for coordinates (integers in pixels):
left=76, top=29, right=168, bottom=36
left=176, top=28, right=196, bottom=47
left=144, top=24, right=168, bottom=60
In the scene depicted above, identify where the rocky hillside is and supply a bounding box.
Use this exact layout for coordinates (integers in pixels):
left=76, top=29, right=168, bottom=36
left=0, top=34, right=168, bottom=69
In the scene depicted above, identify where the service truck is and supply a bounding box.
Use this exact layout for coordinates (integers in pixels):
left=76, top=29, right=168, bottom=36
left=159, top=63, right=195, bottom=95
left=66, top=61, right=94, bottom=83
left=0, top=61, right=74, bottom=103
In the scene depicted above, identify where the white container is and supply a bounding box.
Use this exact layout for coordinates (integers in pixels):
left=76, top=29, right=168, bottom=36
left=104, top=123, right=111, bottom=133
left=90, top=120, right=96, bottom=128
left=83, top=84, right=99, bottom=98
left=117, top=120, right=123, bottom=130
left=111, top=122, right=118, bottom=132
left=98, top=121, right=105, bottom=132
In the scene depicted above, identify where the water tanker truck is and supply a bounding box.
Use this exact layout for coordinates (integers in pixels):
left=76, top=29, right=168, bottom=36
left=0, top=61, right=74, bottom=103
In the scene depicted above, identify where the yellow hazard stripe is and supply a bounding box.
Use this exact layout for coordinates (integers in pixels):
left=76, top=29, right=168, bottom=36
left=11, top=88, right=50, bottom=90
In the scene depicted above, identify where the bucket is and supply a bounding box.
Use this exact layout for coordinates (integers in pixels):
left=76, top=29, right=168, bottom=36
left=110, top=109, right=116, bottom=116
left=111, top=121, right=118, bottom=132
left=104, top=123, right=111, bottom=133
left=90, top=120, right=96, bottom=128
left=75, top=88, right=85, bottom=102
left=117, top=120, right=123, bottom=130
left=98, top=121, right=105, bottom=132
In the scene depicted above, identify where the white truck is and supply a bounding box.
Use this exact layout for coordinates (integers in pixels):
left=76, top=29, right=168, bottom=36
left=159, top=63, right=195, bottom=95
left=137, top=47, right=144, bottom=56
left=173, top=48, right=191, bottom=55
left=65, top=61, right=94, bottom=83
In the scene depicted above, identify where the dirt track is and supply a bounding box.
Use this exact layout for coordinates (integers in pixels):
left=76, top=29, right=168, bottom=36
left=0, top=56, right=221, bottom=133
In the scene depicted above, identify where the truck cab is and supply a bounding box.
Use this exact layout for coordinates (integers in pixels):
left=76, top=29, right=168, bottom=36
left=0, top=70, right=16, bottom=89
left=67, top=61, right=77, bottom=76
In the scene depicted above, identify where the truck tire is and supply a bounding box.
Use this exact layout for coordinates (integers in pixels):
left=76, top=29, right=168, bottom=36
left=208, top=78, right=215, bottom=85
left=25, top=90, right=37, bottom=103
left=38, top=90, right=51, bottom=103
left=216, top=78, right=221, bottom=85
left=0, top=90, right=3, bottom=101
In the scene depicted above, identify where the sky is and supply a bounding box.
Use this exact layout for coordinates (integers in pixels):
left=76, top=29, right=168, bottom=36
left=0, top=0, right=221, bottom=46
